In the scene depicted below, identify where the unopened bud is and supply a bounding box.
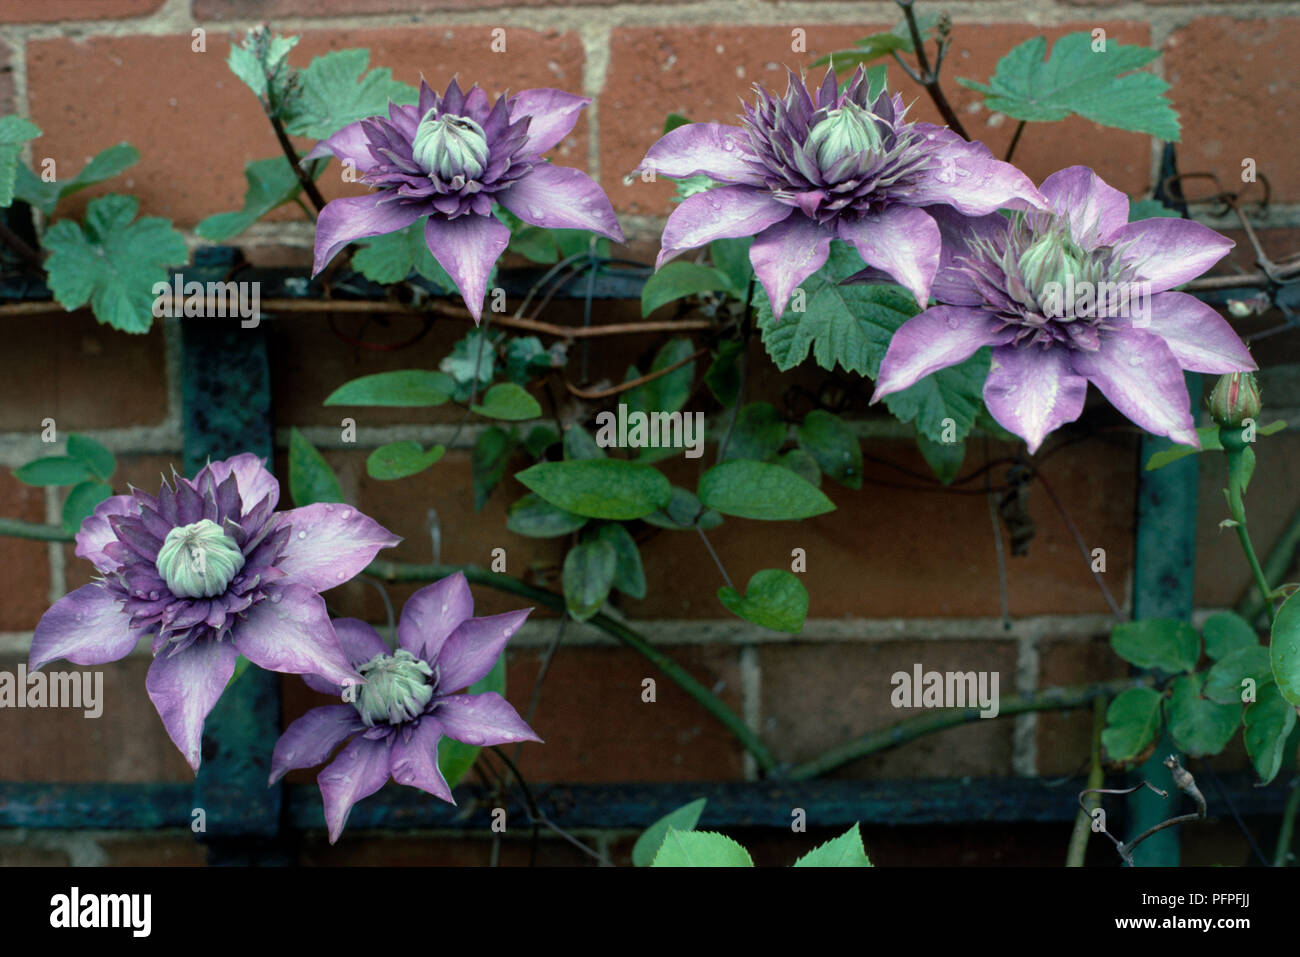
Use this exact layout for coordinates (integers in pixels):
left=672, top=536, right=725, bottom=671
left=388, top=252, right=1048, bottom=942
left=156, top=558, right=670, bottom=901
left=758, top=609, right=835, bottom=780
left=1209, top=372, right=1261, bottom=428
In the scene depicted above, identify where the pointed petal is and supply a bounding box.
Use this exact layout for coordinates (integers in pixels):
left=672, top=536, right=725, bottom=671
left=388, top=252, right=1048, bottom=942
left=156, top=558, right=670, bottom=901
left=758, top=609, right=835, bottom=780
left=925, top=204, right=1009, bottom=307
left=233, top=585, right=360, bottom=687
left=1145, top=292, right=1256, bottom=374
left=389, top=716, right=454, bottom=803
left=983, top=345, right=1089, bottom=453
left=748, top=214, right=832, bottom=322
left=334, top=617, right=390, bottom=668
left=900, top=125, right=1047, bottom=215
left=1111, top=217, right=1234, bottom=294
left=872, top=306, right=1014, bottom=401
left=436, top=692, right=542, bottom=746
left=196, top=453, right=279, bottom=516
left=838, top=206, right=942, bottom=310
left=319, top=734, right=394, bottom=843
left=636, top=122, right=766, bottom=186
left=270, top=704, right=365, bottom=784
left=145, top=637, right=238, bottom=771
left=436, top=609, right=532, bottom=692
left=74, top=494, right=138, bottom=574
left=301, top=120, right=375, bottom=171
left=1070, top=328, right=1199, bottom=447
left=273, top=503, right=401, bottom=593
left=657, top=186, right=792, bottom=268
left=30, top=584, right=139, bottom=671
left=397, top=573, right=474, bottom=661
left=496, top=164, right=623, bottom=242
left=311, top=194, right=424, bottom=276
left=1039, top=165, right=1131, bottom=247
left=423, top=213, right=511, bottom=323
left=508, top=88, right=589, bottom=156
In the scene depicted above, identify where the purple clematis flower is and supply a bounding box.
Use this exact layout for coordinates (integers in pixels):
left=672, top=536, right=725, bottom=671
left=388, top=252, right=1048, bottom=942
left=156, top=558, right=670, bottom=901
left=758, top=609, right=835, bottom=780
left=270, top=572, right=540, bottom=844
left=29, top=454, right=401, bottom=770
left=306, top=77, right=624, bottom=321
left=871, top=166, right=1256, bottom=452
left=635, top=66, right=1045, bottom=319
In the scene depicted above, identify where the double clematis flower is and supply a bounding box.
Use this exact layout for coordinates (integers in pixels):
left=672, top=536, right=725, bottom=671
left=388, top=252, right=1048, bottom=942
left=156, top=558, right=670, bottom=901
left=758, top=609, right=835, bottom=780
left=307, top=77, right=624, bottom=321
left=636, top=65, right=1044, bottom=318
left=871, top=166, right=1256, bottom=452
left=29, top=454, right=400, bottom=770
left=270, top=573, right=540, bottom=843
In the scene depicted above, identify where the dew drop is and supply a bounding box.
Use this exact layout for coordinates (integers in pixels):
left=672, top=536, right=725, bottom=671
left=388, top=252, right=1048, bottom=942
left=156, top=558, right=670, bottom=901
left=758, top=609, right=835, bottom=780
left=342, top=509, right=352, bottom=520
left=270, top=592, right=283, bottom=604
left=324, top=505, right=333, bottom=512
left=722, top=139, right=735, bottom=151
left=297, top=530, right=307, bottom=539
left=149, top=591, right=159, bottom=600
left=528, top=206, right=546, bottom=221
left=337, top=571, right=346, bottom=580
left=1127, top=353, right=1142, bottom=367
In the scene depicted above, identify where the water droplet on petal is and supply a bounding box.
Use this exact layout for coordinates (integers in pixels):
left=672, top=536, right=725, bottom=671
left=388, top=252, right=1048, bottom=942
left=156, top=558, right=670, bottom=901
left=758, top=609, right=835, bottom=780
left=528, top=206, right=546, bottom=221
left=337, top=571, right=346, bottom=580
left=722, top=139, right=736, bottom=151
left=341, top=509, right=352, bottom=520
left=270, top=592, right=282, bottom=604
left=1127, top=353, right=1142, bottom=367
left=297, top=530, right=307, bottom=539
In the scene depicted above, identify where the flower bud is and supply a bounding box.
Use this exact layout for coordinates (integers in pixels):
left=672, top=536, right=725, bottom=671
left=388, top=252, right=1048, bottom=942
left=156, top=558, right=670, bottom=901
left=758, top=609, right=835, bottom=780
left=808, top=101, right=884, bottom=171
left=412, top=112, right=489, bottom=182
left=156, top=519, right=246, bottom=598
left=354, top=650, right=436, bottom=726
left=1209, top=371, right=1262, bottom=428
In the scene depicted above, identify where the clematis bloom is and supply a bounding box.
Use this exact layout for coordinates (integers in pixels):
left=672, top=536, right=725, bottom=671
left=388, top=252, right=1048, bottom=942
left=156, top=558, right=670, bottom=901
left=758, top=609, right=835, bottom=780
left=270, top=573, right=541, bottom=843
left=306, top=77, right=624, bottom=321
left=30, top=454, right=400, bottom=770
left=871, top=166, right=1256, bottom=452
left=635, top=66, right=1045, bottom=318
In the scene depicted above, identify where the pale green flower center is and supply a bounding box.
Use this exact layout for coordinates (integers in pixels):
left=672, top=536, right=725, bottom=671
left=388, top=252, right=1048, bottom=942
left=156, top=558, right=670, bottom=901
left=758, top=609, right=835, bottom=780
left=412, top=112, right=489, bottom=181
left=808, top=101, right=884, bottom=169
left=155, top=519, right=245, bottom=599
left=354, top=649, right=436, bottom=727
left=1017, top=230, right=1101, bottom=317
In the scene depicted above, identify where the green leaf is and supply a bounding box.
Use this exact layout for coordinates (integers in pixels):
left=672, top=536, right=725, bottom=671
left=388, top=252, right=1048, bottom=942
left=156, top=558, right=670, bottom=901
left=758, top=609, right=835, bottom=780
left=643, top=485, right=722, bottom=531
left=1144, top=421, right=1285, bottom=470
left=563, top=536, right=616, bottom=621
left=325, top=369, right=455, bottom=407
left=563, top=425, right=606, bottom=461
left=507, top=224, right=559, bottom=264
left=722, top=402, right=786, bottom=462
left=796, top=410, right=862, bottom=488
left=1204, top=646, right=1273, bottom=705
left=366, top=441, right=445, bottom=480
left=1202, top=612, right=1258, bottom=661
left=813, top=13, right=939, bottom=71
left=777, top=448, right=822, bottom=487
left=13, top=456, right=92, bottom=486
left=471, top=383, right=542, bottom=421
left=956, top=33, right=1179, bottom=140
left=663, top=112, right=692, bottom=135
left=0, top=115, right=42, bottom=207
left=703, top=340, right=744, bottom=407
left=523, top=425, right=560, bottom=460
left=709, top=237, right=753, bottom=294
left=1270, top=590, right=1300, bottom=707
left=595, top=522, right=646, bottom=599
left=517, top=460, right=671, bottom=521
left=1101, top=687, right=1163, bottom=763
left=61, top=481, right=112, bottom=535
left=284, top=48, right=417, bottom=140
left=440, top=330, right=497, bottom=395
left=641, top=261, right=733, bottom=317
left=41, top=194, right=188, bottom=334
left=1243, top=681, right=1298, bottom=785
left=626, top=337, right=697, bottom=417
left=473, top=426, right=516, bottom=511
left=196, top=157, right=305, bottom=241
left=698, top=460, right=835, bottom=521
left=288, top=427, right=344, bottom=506
left=1129, top=197, right=1181, bottom=221
left=1110, top=618, right=1200, bottom=674
left=351, top=218, right=455, bottom=290
left=1165, top=674, right=1240, bottom=757
left=717, top=569, right=809, bottom=634
left=632, top=798, right=707, bottom=867
left=66, top=434, right=115, bottom=481
left=885, top=350, right=990, bottom=444
left=792, top=824, right=872, bottom=867
left=506, top=493, right=587, bottom=538
left=437, top=650, right=506, bottom=789
left=226, top=28, right=299, bottom=102
left=504, top=336, right=560, bottom=384
left=917, top=434, right=965, bottom=485
left=651, top=827, right=754, bottom=867
left=15, top=142, right=139, bottom=217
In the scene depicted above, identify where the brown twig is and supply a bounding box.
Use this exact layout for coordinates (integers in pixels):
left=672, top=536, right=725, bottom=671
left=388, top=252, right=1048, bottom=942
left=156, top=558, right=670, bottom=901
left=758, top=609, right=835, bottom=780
left=0, top=221, right=43, bottom=268
left=895, top=0, right=969, bottom=140
left=563, top=347, right=708, bottom=399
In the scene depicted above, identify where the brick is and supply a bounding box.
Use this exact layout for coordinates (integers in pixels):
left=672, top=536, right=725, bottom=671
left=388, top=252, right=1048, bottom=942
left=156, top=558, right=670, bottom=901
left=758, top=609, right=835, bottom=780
left=0, top=0, right=164, bottom=22
left=602, top=22, right=1153, bottom=217
left=1164, top=18, right=1300, bottom=204
left=25, top=27, right=585, bottom=227
left=0, top=310, right=169, bottom=431
left=0, top=468, right=50, bottom=631
left=0, top=37, right=15, bottom=114
left=1035, top=635, right=1126, bottom=777
left=195, top=0, right=655, bottom=15
left=759, top=640, right=1019, bottom=778
left=98, top=832, right=207, bottom=865
left=0, top=843, right=71, bottom=865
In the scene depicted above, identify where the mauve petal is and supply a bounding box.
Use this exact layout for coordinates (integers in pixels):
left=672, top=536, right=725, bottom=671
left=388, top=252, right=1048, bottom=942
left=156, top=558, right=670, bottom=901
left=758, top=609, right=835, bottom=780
left=311, top=194, right=424, bottom=276
left=333, top=617, right=390, bottom=668
left=508, top=88, right=589, bottom=156
left=389, top=716, right=454, bottom=804
left=196, top=453, right=279, bottom=517
left=871, top=306, right=1015, bottom=401
left=145, top=637, right=238, bottom=771
left=436, top=608, right=532, bottom=692
left=1070, top=328, right=1199, bottom=447
left=1111, top=217, right=1234, bottom=294
left=302, top=120, right=375, bottom=171
left=1038, top=166, right=1131, bottom=247
left=436, top=692, right=542, bottom=746
left=423, top=213, right=511, bottom=323
left=657, top=186, right=792, bottom=269
left=497, top=164, right=623, bottom=242
left=74, top=494, right=138, bottom=574
left=319, top=734, right=394, bottom=844
left=838, top=206, right=942, bottom=310
left=925, top=205, right=1008, bottom=307
left=273, top=503, right=401, bottom=593
left=899, top=125, right=1046, bottom=215
left=397, top=573, right=474, bottom=661
left=269, top=704, right=365, bottom=784
left=1145, top=292, right=1256, bottom=374
left=302, top=672, right=345, bottom=697
left=983, top=345, right=1089, bottom=454
left=636, top=122, right=766, bottom=186
left=30, top=584, right=140, bottom=671
left=749, top=214, right=832, bottom=322
left=232, top=585, right=360, bottom=687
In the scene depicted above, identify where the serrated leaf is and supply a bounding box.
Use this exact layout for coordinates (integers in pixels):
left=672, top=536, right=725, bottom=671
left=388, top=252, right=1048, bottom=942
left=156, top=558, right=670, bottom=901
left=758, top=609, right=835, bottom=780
left=717, top=568, right=809, bottom=634
left=722, top=402, right=786, bottom=462
left=796, top=410, right=862, bottom=488
left=471, top=383, right=542, bottom=421
left=632, top=798, right=706, bottom=867
left=284, top=48, right=417, bottom=140
left=517, top=460, right=670, bottom=520
left=643, top=485, right=723, bottom=531
left=13, top=456, right=92, bottom=486
left=563, top=536, right=616, bottom=621
left=1101, top=687, right=1163, bottom=763
left=324, top=369, right=455, bottom=407
left=651, top=827, right=754, bottom=867
left=813, top=13, right=939, bottom=71
left=917, top=433, right=965, bottom=485
left=504, top=336, right=557, bottom=384
left=506, top=493, right=587, bottom=538
left=641, top=261, right=733, bottom=317
left=14, top=142, right=139, bottom=217
left=1270, top=590, right=1300, bottom=707
left=288, top=427, right=343, bottom=506
left=61, top=481, right=112, bottom=535
left=1243, top=681, right=1298, bottom=785
left=0, top=115, right=42, bottom=208
left=437, top=651, right=505, bottom=789
left=1202, top=611, right=1258, bottom=661
left=1165, top=673, right=1240, bottom=757
left=366, top=441, right=445, bottom=480
left=698, top=460, right=835, bottom=521
left=440, top=330, right=497, bottom=395
left=792, top=824, right=872, bottom=867
left=473, top=426, right=516, bottom=511
left=956, top=33, right=1179, bottom=140
left=884, top=351, right=990, bottom=443
left=594, top=522, right=645, bottom=599
left=66, top=434, right=115, bottom=481
left=1204, top=646, right=1273, bottom=705
left=196, top=156, right=305, bottom=241
left=1110, top=618, right=1199, bottom=674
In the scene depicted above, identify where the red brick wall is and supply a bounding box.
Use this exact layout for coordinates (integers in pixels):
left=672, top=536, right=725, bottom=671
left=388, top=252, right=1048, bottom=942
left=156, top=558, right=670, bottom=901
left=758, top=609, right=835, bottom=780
left=0, top=0, right=1295, bottom=866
